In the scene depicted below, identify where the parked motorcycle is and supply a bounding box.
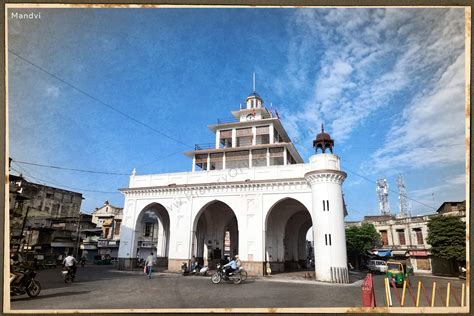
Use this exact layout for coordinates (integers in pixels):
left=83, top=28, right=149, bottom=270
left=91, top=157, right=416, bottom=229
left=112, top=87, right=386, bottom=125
left=181, top=262, right=209, bottom=276
left=10, top=269, right=41, bottom=297
left=62, top=266, right=75, bottom=283
left=211, top=263, right=242, bottom=284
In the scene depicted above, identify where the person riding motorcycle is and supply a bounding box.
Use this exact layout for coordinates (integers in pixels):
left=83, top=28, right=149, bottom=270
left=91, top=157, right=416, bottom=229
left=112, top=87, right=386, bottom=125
left=223, top=256, right=238, bottom=276
left=62, top=253, right=78, bottom=278
left=10, top=253, right=25, bottom=284
left=235, top=255, right=242, bottom=268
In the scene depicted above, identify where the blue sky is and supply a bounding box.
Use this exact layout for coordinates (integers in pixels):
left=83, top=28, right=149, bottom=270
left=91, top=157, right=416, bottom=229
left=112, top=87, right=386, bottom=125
left=7, top=7, right=467, bottom=220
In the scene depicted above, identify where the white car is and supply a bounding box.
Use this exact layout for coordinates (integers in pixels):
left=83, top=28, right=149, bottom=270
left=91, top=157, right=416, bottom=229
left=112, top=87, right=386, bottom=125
left=367, top=260, right=387, bottom=273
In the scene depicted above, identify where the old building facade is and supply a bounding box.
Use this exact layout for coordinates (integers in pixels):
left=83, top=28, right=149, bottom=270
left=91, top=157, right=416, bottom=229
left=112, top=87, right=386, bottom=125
left=360, top=201, right=466, bottom=274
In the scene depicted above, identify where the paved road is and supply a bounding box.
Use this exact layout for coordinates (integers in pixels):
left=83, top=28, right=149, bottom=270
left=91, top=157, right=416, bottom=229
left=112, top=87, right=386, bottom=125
left=8, top=265, right=466, bottom=311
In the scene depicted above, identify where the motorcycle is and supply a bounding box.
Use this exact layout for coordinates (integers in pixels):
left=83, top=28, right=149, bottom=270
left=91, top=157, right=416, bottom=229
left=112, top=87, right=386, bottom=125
left=10, top=269, right=41, bottom=297
left=211, top=263, right=242, bottom=284
left=62, top=266, right=75, bottom=283
left=181, top=262, right=209, bottom=276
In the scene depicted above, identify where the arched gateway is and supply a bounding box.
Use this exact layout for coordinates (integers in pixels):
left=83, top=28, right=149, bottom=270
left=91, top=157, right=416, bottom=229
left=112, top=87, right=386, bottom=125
left=118, top=88, right=349, bottom=283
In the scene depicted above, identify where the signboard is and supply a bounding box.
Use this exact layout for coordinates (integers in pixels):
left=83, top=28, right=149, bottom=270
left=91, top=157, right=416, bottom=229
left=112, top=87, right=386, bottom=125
left=409, top=250, right=428, bottom=257
left=98, top=240, right=108, bottom=247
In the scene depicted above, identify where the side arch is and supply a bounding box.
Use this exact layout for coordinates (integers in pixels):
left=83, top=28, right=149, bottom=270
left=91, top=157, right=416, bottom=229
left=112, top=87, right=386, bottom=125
left=132, top=202, right=171, bottom=268
left=191, top=199, right=240, bottom=269
left=264, top=197, right=313, bottom=274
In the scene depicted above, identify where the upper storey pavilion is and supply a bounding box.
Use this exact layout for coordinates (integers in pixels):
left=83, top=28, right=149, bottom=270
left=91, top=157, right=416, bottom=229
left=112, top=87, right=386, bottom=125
left=185, top=84, right=303, bottom=171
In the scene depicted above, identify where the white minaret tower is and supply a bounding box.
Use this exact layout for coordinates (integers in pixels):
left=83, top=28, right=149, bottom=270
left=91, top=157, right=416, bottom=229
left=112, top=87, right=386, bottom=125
left=304, top=125, right=349, bottom=283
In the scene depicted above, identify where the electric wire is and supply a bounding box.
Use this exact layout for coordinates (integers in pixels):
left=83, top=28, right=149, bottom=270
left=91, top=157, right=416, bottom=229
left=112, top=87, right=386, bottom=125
left=340, top=158, right=438, bottom=211
left=10, top=163, right=120, bottom=195
left=8, top=49, right=191, bottom=148
left=13, top=160, right=130, bottom=175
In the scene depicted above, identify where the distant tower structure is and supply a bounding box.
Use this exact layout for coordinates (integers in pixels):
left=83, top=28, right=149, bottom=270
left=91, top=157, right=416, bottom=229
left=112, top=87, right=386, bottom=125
left=376, top=178, right=390, bottom=215
left=397, top=174, right=410, bottom=218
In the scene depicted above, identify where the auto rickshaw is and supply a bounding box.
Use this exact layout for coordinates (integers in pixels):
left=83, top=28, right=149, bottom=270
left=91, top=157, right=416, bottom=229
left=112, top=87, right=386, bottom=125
left=386, top=260, right=413, bottom=286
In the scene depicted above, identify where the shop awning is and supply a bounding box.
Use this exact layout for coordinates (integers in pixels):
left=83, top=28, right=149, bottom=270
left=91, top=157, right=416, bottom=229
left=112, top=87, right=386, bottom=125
left=376, top=250, right=392, bottom=257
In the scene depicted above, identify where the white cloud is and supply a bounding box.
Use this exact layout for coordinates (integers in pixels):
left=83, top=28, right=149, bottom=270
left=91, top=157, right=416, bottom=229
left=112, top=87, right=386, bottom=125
left=276, top=8, right=465, bottom=170
left=45, top=86, right=60, bottom=98
left=368, top=52, right=465, bottom=172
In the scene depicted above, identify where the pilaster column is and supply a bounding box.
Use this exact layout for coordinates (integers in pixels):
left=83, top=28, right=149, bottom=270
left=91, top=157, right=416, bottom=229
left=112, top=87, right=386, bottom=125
left=216, top=130, right=221, bottom=149
left=252, top=126, right=257, bottom=145
left=223, top=152, right=226, bottom=170
left=283, top=148, right=288, bottom=165
left=266, top=148, right=270, bottom=166
left=232, top=129, right=237, bottom=147
left=207, top=154, right=210, bottom=171
left=192, top=156, right=196, bottom=172
left=269, top=124, right=274, bottom=144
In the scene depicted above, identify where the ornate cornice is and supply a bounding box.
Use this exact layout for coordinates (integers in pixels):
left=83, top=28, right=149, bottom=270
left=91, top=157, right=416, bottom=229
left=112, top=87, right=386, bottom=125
left=304, top=170, right=347, bottom=185
left=120, top=179, right=311, bottom=198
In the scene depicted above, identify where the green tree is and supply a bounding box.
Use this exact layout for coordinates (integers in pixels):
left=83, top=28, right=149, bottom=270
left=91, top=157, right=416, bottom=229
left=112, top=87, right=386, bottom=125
left=346, top=223, right=381, bottom=268
left=427, top=215, right=466, bottom=262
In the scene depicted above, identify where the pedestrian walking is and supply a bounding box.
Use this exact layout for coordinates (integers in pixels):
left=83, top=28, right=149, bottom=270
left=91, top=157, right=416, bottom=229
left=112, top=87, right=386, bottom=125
left=145, top=252, right=155, bottom=279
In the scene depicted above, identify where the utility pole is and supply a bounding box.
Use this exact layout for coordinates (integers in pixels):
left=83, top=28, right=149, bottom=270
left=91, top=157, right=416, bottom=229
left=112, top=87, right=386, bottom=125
left=74, top=213, right=82, bottom=258
left=17, top=206, right=31, bottom=253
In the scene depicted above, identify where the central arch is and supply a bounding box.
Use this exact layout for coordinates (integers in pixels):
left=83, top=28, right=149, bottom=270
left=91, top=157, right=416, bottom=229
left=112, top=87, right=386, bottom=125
left=265, top=198, right=313, bottom=274
left=192, top=200, right=238, bottom=270
left=134, top=203, right=170, bottom=268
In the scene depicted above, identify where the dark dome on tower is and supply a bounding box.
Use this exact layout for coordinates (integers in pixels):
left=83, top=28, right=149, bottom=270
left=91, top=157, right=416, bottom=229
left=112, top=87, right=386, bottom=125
left=313, top=124, right=334, bottom=154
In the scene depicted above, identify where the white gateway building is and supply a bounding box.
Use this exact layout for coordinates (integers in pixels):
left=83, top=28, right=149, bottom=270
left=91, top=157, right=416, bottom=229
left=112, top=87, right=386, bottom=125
left=118, top=90, right=350, bottom=283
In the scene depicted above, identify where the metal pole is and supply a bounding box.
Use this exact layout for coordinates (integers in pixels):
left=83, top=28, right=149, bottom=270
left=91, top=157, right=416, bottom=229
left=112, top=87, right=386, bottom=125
left=416, top=281, right=421, bottom=307
left=446, top=282, right=451, bottom=307
left=401, top=280, right=407, bottom=306
left=461, top=283, right=465, bottom=307
left=431, top=281, right=437, bottom=307
left=74, top=213, right=82, bottom=258
left=17, top=206, right=31, bottom=253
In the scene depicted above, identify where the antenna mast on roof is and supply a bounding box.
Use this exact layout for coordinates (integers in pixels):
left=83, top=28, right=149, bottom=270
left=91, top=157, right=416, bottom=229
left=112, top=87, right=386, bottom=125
left=376, top=178, right=391, bottom=215
left=397, top=174, right=411, bottom=218
left=253, top=72, right=256, bottom=93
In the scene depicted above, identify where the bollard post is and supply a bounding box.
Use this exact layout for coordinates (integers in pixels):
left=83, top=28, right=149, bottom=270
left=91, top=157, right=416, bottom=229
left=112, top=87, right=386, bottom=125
left=385, top=277, right=392, bottom=307
left=416, top=281, right=421, bottom=307
left=446, top=282, right=451, bottom=307
left=431, top=281, right=437, bottom=307
left=361, top=273, right=376, bottom=307
left=461, top=283, right=465, bottom=307
left=401, top=280, right=407, bottom=307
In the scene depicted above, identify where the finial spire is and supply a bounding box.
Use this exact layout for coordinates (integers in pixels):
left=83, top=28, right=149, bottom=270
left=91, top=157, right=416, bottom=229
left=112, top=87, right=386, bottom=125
left=253, top=72, right=256, bottom=93
left=321, top=124, right=324, bottom=133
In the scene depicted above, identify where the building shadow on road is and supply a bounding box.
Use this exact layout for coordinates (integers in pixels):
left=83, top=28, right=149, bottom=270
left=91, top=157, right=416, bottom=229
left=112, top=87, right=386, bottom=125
left=11, top=290, right=91, bottom=302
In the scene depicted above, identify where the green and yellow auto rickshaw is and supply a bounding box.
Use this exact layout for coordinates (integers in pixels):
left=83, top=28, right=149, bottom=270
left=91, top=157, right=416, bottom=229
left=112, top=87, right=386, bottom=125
left=386, top=261, right=413, bottom=286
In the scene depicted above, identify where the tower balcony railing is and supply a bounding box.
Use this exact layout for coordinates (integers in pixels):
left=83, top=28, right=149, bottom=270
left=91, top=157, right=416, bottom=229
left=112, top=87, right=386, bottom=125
left=194, top=143, right=215, bottom=150
left=216, top=117, right=238, bottom=124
